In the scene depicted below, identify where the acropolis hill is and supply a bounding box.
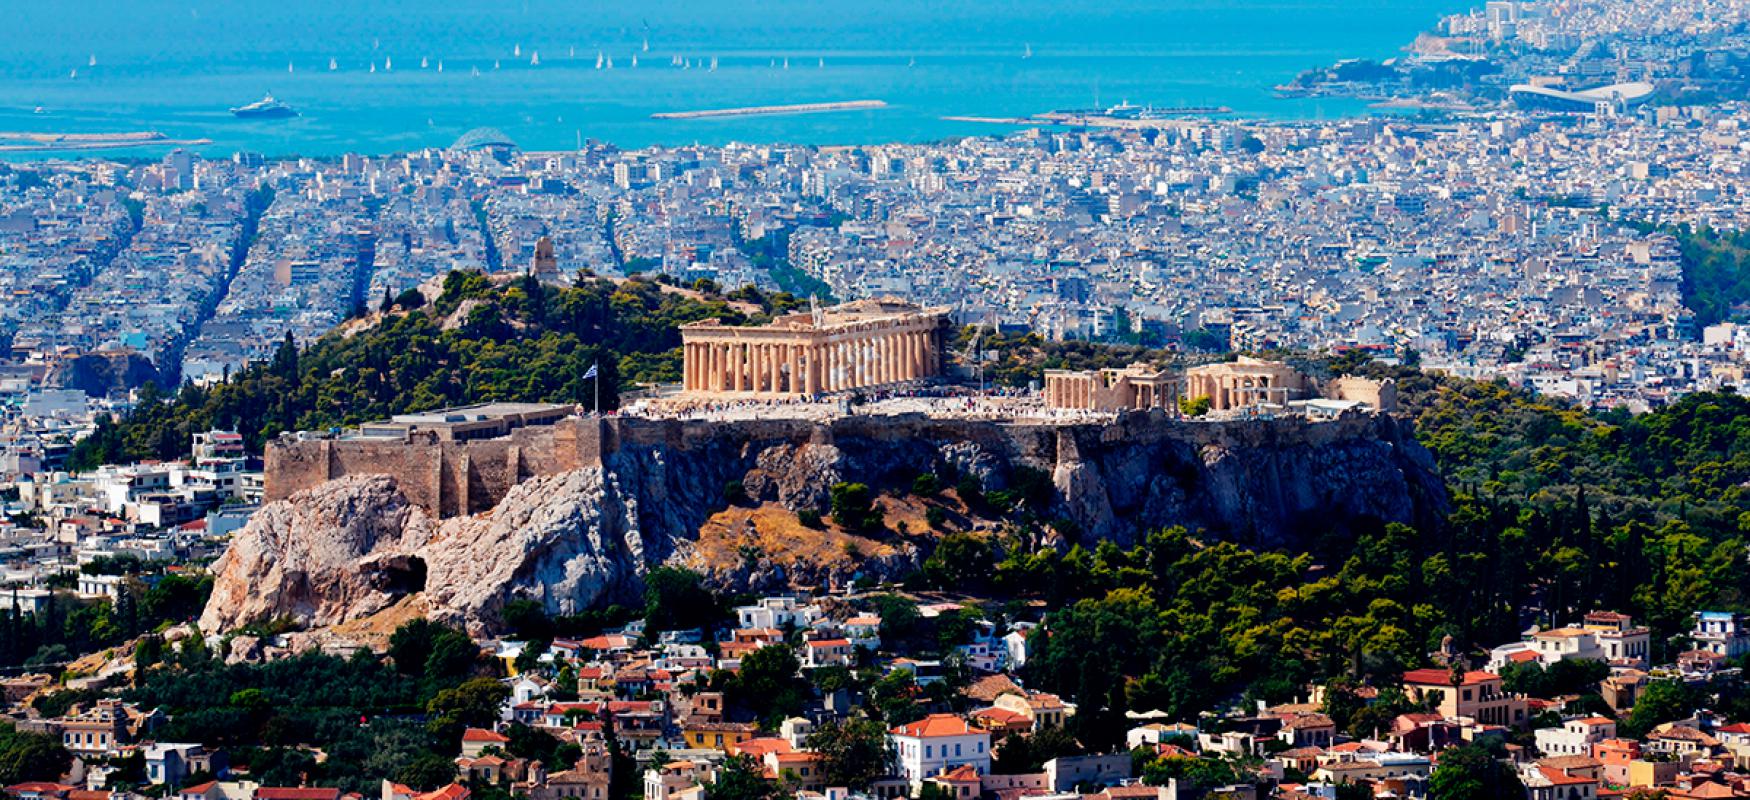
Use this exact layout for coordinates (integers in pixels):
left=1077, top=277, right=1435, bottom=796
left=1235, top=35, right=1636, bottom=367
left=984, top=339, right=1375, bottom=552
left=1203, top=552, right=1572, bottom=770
left=226, top=402, right=1449, bottom=633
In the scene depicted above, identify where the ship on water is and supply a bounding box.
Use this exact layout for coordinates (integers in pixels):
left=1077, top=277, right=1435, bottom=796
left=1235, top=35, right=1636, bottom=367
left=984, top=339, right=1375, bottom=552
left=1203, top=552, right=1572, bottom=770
left=230, top=94, right=299, bottom=119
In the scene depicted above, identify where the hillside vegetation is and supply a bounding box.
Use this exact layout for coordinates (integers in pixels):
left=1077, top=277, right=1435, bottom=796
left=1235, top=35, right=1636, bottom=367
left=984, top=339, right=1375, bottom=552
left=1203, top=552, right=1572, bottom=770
left=71, top=272, right=800, bottom=468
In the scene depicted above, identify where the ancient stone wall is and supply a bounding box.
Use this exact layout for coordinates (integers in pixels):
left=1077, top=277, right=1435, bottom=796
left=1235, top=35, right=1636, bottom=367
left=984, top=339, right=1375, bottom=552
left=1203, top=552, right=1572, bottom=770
left=267, top=410, right=1425, bottom=528
left=265, top=416, right=611, bottom=517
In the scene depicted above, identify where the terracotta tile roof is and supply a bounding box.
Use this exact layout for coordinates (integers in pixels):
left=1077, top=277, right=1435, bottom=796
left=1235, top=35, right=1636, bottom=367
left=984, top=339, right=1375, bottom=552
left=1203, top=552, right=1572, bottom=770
left=1401, top=668, right=1500, bottom=686
left=413, top=785, right=470, bottom=800
left=891, top=713, right=981, bottom=738
left=255, top=789, right=342, bottom=800
left=462, top=727, right=509, bottom=743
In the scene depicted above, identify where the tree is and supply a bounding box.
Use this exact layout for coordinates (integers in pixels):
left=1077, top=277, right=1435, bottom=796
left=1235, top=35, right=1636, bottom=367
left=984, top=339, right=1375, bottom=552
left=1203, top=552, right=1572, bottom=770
left=831, top=483, right=883, bottom=533
left=643, top=567, right=719, bottom=634
left=500, top=599, right=554, bottom=641
left=1429, top=743, right=1524, bottom=800
left=394, top=754, right=457, bottom=791
left=993, top=726, right=1080, bottom=773
left=806, top=718, right=894, bottom=789
left=1623, top=680, right=1697, bottom=738
left=732, top=645, right=808, bottom=725
left=708, top=755, right=779, bottom=800
left=426, top=678, right=512, bottom=738
left=923, top=534, right=995, bottom=591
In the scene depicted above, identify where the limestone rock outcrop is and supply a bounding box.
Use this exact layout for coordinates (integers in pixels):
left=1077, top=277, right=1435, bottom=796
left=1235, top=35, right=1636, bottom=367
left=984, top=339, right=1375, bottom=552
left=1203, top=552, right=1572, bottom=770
left=202, top=411, right=1449, bottom=636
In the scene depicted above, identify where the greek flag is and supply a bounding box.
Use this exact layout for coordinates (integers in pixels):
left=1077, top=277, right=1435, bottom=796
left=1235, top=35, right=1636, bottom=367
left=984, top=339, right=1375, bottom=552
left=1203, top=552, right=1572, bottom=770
left=582, top=363, right=599, bottom=380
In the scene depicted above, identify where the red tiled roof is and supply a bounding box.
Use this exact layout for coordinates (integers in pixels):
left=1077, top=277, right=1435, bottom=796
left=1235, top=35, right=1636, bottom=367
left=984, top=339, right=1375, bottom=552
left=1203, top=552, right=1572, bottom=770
left=461, top=727, right=509, bottom=743
left=255, top=789, right=341, bottom=800
left=1402, top=669, right=1500, bottom=686
left=413, top=785, right=470, bottom=800
left=891, top=713, right=982, bottom=738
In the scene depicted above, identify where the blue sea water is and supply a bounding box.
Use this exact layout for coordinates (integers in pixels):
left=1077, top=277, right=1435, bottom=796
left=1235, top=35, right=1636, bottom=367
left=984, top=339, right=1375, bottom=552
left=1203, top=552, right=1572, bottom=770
left=0, top=0, right=1467, bottom=158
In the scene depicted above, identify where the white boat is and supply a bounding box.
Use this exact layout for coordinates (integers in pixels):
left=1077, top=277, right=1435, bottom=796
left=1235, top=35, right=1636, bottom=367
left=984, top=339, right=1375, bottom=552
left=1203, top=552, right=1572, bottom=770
left=88, top=54, right=97, bottom=67
left=437, top=60, right=444, bottom=73
left=606, top=56, right=614, bottom=69
left=385, top=57, right=392, bottom=71
left=493, top=60, right=500, bottom=70
left=514, top=43, right=522, bottom=57
left=710, top=56, right=718, bottom=71
left=472, top=65, right=481, bottom=76
left=530, top=51, right=540, bottom=66
left=631, top=54, right=638, bottom=68
left=569, top=46, right=576, bottom=58
left=288, top=61, right=294, bottom=73
left=420, top=57, right=428, bottom=69
left=1024, top=43, right=1033, bottom=59
left=642, top=37, right=650, bottom=52
left=818, top=57, right=824, bottom=69
left=783, top=57, right=789, bottom=69
left=596, top=51, right=605, bottom=69
left=369, top=63, right=376, bottom=73
left=69, top=69, right=77, bottom=79
left=328, top=57, right=338, bottom=70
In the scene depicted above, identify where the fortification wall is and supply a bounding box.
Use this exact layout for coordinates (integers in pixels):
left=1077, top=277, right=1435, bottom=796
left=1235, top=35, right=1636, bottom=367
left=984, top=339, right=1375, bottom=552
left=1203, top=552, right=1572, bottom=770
left=266, top=409, right=1417, bottom=524
left=265, top=416, right=610, bottom=516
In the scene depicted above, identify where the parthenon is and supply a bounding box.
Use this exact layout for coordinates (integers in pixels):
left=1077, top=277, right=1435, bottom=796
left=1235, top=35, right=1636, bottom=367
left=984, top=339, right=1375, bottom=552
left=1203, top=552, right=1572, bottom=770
left=679, top=298, right=949, bottom=396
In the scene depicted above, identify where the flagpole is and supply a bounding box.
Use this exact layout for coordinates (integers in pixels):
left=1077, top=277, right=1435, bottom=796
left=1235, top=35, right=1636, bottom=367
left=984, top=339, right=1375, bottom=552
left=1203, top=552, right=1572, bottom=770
left=593, top=362, right=600, bottom=413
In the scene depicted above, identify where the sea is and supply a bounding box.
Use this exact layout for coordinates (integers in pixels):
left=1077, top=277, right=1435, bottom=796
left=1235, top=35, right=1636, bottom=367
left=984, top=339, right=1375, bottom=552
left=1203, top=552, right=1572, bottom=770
left=0, top=0, right=1470, bottom=159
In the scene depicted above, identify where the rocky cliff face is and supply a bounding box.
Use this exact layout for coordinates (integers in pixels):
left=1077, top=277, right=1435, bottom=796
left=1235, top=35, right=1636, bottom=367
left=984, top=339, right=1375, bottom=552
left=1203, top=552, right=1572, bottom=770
left=201, top=411, right=1448, bottom=636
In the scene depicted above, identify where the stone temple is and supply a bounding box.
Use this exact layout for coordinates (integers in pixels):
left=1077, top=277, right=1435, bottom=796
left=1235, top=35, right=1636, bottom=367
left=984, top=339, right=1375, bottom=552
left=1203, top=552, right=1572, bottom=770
left=680, top=298, right=949, bottom=396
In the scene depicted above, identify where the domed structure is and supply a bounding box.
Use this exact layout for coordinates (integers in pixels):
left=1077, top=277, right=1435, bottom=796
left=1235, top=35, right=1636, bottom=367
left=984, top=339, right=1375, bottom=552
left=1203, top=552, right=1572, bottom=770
left=451, top=127, right=517, bottom=152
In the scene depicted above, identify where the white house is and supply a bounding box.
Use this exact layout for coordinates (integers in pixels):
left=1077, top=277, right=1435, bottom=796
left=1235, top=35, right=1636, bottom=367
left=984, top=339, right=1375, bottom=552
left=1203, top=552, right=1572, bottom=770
left=735, top=596, right=823, bottom=630
left=889, top=714, right=991, bottom=789
left=1535, top=717, right=1616, bottom=758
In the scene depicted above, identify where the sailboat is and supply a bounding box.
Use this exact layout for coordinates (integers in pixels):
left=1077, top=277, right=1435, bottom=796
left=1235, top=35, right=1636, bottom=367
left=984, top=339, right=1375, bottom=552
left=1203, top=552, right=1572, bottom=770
left=287, top=61, right=295, bottom=73
left=596, top=51, right=605, bottom=69
left=69, top=68, right=77, bottom=79
left=783, top=57, right=789, bottom=69
left=420, top=56, right=429, bottom=69
left=630, top=54, right=638, bottom=68
left=384, top=57, right=392, bottom=71
left=472, top=65, right=482, bottom=76
left=569, top=46, right=576, bottom=58
left=605, top=56, right=614, bottom=69
left=530, top=51, right=540, bottom=66
left=493, top=60, right=501, bottom=70
left=369, top=62, right=377, bottom=73
left=514, top=43, right=522, bottom=58
left=329, top=57, right=338, bottom=71
left=1024, top=43, right=1033, bottom=59
left=88, top=54, right=97, bottom=68
left=437, top=60, right=444, bottom=73
left=818, top=57, right=824, bottom=69
left=709, top=56, right=718, bottom=72
left=642, top=36, right=650, bottom=52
